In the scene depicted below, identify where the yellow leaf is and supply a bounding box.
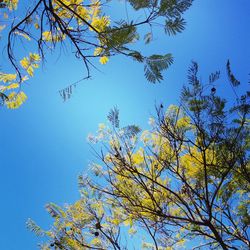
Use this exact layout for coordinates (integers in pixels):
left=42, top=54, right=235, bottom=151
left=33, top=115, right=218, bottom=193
left=29, top=53, right=40, bottom=62
left=42, top=31, right=52, bottom=41
left=3, top=0, right=19, bottom=10
left=34, top=23, right=40, bottom=29
left=20, top=57, right=30, bottom=69
left=99, top=56, right=109, bottom=65
left=90, top=238, right=101, bottom=246
left=94, top=47, right=103, bottom=56
left=14, top=31, right=31, bottom=40
left=27, top=66, right=34, bottom=76
left=0, top=73, right=17, bottom=83
left=6, top=83, right=19, bottom=90
left=6, top=91, right=27, bottom=109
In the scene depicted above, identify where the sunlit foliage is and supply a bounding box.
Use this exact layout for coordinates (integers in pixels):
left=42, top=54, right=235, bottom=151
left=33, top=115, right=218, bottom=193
left=29, top=62, right=250, bottom=249
left=0, top=0, right=193, bottom=106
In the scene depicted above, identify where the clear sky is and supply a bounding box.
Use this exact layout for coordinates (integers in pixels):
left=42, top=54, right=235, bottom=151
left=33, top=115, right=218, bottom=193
left=0, top=1, right=250, bottom=249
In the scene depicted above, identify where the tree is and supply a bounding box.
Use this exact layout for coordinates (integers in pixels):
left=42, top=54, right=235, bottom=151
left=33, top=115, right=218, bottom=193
left=0, top=0, right=193, bottom=108
left=28, top=61, right=250, bottom=249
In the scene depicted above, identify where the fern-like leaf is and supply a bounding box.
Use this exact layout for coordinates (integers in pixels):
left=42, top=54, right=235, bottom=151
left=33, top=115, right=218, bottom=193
left=26, top=218, right=45, bottom=236
left=209, top=71, right=220, bottom=84
left=144, top=54, right=173, bottom=83
left=122, top=125, right=141, bottom=138
left=59, top=84, right=75, bottom=102
left=105, top=24, right=138, bottom=49
left=129, top=51, right=144, bottom=62
left=160, top=0, right=193, bottom=16
left=108, top=107, right=120, bottom=128
left=45, top=203, right=64, bottom=218
left=144, top=32, right=153, bottom=44
left=226, top=60, right=240, bottom=87
left=187, top=61, right=199, bottom=86
left=128, top=0, right=151, bottom=10
left=165, top=18, right=186, bottom=36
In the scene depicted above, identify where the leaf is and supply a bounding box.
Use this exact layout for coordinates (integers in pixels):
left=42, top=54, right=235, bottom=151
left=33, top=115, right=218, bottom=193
left=26, top=219, right=45, bottom=236
left=59, top=81, right=80, bottom=102
left=45, top=203, right=65, bottom=218
left=209, top=71, right=220, bottom=83
left=128, top=0, right=151, bottom=10
left=99, top=56, right=109, bottom=64
left=0, top=92, right=8, bottom=105
left=29, top=53, right=40, bottom=62
left=144, top=54, right=173, bottom=83
left=6, top=83, right=19, bottom=90
left=187, top=61, right=199, bottom=86
left=27, top=66, right=34, bottom=76
left=159, top=0, right=193, bottom=16
left=14, top=31, right=31, bottom=41
left=226, top=60, right=240, bottom=86
left=90, top=238, right=101, bottom=246
left=129, top=51, right=144, bottom=62
left=104, top=23, right=138, bottom=49
left=144, top=32, right=152, bottom=44
left=0, top=73, right=17, bottom=83
left=165, top=18, right=186, bottom=36
left=122, top=125, right=141, bottom=138
left=6, top=91, right=28, bottom=109
left=107, top=106, right=119, bottom=128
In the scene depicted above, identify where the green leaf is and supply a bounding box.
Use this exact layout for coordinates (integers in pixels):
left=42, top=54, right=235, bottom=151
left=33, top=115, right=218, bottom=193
left=187, top=61, right=199, bottom=86
left=209, top=71, right=220, bottom=83
left=104, top=23, right=138, bottom=49
left=159, top=0, right=193, bottom=16
left=128, top=0, right=151, bottom=10
left=108, top=106, right=120, bottom=128
left=129, top=51, right=144, bottom=62
left=165, top=18, right=186, bottom=36
left=122, top=125, right=141, bottom=138
left=226, top=60, right=240, bottom=86
left=144, top=32, right=153, bottom=44
left=144, top=54, right=173, bottom=83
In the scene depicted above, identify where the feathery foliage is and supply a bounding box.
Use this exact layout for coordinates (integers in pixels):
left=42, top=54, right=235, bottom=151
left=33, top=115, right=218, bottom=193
left=144, top=54, right=174, bottom=83
left=30, top=62, right=250, bottom=249
left=0, top=0, right=194, bottom=107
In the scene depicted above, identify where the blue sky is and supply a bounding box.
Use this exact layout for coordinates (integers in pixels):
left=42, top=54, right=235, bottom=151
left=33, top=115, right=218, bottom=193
left=0, top=1, right=250, bottom=249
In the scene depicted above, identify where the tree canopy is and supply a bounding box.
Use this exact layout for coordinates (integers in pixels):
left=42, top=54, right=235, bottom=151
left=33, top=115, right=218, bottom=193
left=0, top=0, right=193, bottom=108
left=28, top=62, right=250, bottom=249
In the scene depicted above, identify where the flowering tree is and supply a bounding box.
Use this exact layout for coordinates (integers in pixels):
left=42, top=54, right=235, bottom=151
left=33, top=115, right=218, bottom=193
left=28, top=62, right=250, bottom=249
left=0, top=0, right=193, bottom=108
